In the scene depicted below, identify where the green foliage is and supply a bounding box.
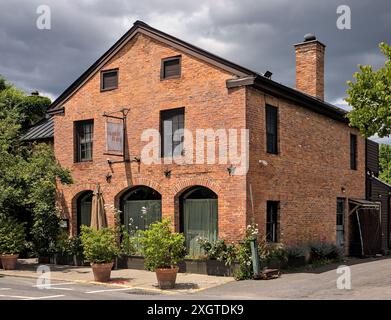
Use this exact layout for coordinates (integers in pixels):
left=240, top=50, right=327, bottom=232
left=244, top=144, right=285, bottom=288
left=258, top=238, right=287, bottom=265
left=54, top=231, right=83, bottom=257
left=286, top=245, right=310, bottom=259
left=139, top=219, right=186, bottom=271
left=379, top=144, right=391, bottom=184
left=346, top=42, right=391, bottom=138
left=309, top=242, right=342, bottom=261
left=80, top=226, right=119, bottom=264
left=233, top=224, right=258, bottom=280
left=111, top=205, right=137, bottom=257
left=0, top=75, right=72, bottom=258
left=197, top=237, right=237, bottom=266
left=0, top=216, right=26, bottom=254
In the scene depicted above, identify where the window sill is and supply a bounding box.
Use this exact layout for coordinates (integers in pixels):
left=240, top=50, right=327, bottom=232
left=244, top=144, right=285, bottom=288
left=160, top=75, right=181, bottom=81
left=100, top=87, right=118, bottom=92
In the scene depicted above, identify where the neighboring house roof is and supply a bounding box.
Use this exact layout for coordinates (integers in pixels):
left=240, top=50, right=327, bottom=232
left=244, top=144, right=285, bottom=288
left=373, top=176, right=391, bottom=190
left=20, top=117, right=54, bottom=141
left=47, top=20, right=348, bottom=123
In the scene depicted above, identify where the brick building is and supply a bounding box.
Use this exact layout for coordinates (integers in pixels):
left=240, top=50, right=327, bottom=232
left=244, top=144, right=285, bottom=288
left=40, top=21, right=374, bottom=255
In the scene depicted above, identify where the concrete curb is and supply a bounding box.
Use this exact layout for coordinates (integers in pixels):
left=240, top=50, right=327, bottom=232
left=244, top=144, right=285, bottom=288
left=0, top=271, right=206, bottom=295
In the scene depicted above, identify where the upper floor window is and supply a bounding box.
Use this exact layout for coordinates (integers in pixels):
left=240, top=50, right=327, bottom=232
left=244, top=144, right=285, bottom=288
left=266, top=105, right=278, bottom=154
left=161, top=56, right=181, bottom=80
left=74, top=120, right=94, bottom=162
left=101, top=69, right=118, bottom=91
left=350, top=133, right=357, bottom=170
left=160, top=108, right=184, bottom=157
left=266, top=201, right=279, bottom=242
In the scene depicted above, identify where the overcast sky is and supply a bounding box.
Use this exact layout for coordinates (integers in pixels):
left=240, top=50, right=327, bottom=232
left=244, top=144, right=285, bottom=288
left=0, top=0, right=390, bottom=143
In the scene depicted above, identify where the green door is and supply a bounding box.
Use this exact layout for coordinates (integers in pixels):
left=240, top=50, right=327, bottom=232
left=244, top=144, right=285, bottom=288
left=124, top=200, right=162, bottom=231
left=184, top=198, right=218, bottom=257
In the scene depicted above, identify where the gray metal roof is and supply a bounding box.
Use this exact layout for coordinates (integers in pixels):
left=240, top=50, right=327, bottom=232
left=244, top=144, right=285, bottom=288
left=20, top=117, right=54, bottom=141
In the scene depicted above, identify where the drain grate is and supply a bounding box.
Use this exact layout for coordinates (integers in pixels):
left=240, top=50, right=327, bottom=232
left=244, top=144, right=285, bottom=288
left=126, top=289, right=161, bottom=296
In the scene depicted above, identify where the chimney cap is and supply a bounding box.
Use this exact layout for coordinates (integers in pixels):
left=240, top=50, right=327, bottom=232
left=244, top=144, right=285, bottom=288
left=304, top=33, right=316, bottom=41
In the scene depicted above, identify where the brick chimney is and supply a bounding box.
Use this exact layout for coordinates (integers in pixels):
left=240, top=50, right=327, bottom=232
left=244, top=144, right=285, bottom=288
left=294, top=33, right=325, bottom=100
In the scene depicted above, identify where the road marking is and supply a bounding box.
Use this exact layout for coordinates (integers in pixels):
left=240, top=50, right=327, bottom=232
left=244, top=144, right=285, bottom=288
left=26, top=295, right=65, bottom=300
left=85, top=288, right=132, bottom=294
left=0, top=288, right=11, bottom=291
left=0, top=294, right=35, bottom=300
left=32, top=282, right=75, bottom=287
left=37, top=287, right=74, bottom=291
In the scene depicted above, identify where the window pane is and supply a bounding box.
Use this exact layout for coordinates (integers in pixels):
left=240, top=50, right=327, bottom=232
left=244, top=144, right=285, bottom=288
left=161, top=108, right=184, bottom=157
left=266, top=105, right=278, bottom=154
left=75, top=120, right=94, bottom=162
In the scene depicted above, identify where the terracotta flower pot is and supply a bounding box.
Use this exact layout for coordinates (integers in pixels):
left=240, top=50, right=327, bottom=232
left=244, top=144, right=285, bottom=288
left=1, top=254, right=19, bottom=270
left=91, top=262, right=113, bottom=282
left=155, top=266, right=179, bottom=289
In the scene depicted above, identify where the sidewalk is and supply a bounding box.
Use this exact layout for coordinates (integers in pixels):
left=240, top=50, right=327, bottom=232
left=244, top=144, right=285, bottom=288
left=0, top=259, right=234, bottom=294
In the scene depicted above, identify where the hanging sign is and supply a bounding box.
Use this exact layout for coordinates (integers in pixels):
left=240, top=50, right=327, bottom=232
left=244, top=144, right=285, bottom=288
left=106, top=121, right=124, bottom=154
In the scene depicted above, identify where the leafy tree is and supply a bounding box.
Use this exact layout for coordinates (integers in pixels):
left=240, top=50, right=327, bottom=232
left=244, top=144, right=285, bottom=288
left=346, top=42, right=391, bottom=138
left=379, top=144, right=391, bottom=184
left=0, top=74, right=72, bottom=256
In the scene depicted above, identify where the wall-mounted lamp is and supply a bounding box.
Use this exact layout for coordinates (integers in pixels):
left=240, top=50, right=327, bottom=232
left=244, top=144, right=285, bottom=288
left=105, top=173, right=112, bottom=183
left=164, top=169, right=172, bottom=178
left=227, top=165, right=236, bottom=176
left=259, top=160, right=268, bottom=166
left=341, top=187, right=346, bottom=193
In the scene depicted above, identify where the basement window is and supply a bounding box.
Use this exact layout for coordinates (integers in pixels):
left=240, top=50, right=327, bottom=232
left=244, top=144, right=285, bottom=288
left=161, top=56, right=181, bottom=80
left=101, top=69, right=118, bottom=91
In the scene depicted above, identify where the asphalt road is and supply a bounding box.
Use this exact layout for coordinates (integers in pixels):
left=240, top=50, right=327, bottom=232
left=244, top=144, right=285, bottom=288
left=1, top=256, right=391, bottom=300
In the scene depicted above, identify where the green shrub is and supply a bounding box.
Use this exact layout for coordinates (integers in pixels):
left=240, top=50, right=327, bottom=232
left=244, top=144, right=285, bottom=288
left=80, top=226, right=119, bottom=264
left=0, top=217, right=26, bottom=254
left=139, top=219, right=186, bottom=271
left=258, top=238, right=287, bottom=264
left=120, top=229, right=137, bottom=257
left=233, top=224, right=258, bottom=280
left=197, top=238, right=237, bottom=266
left=68, top=236, right=83, bottom=256
left=286, top=245, right=310, bottom=259
left=309, top=242, right=342, bottom=261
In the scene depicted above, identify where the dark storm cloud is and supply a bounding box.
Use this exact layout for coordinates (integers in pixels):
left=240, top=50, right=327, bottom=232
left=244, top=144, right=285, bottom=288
left=0, top=1, right=390, bottom=141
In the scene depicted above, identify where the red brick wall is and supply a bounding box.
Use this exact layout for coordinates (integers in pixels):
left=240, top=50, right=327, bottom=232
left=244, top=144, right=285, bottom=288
left=246, top=87, right=365, bottom=250
left=54, top=31, right=366, bottom=252
left=295, top=40, right=325, bottom=100
left=54, top=33, right=247, bottom=241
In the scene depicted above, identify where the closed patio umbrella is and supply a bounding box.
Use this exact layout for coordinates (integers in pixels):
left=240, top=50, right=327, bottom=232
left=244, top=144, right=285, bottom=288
left=90, top=184, right=107, bottom=230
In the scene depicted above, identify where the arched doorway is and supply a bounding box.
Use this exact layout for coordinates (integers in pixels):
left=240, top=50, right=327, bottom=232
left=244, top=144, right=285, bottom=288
left=180, top=186, right=218, bottom=257
left=120, top=186, right=162, bottom=232
left=77, top=191, right=93, bottom=234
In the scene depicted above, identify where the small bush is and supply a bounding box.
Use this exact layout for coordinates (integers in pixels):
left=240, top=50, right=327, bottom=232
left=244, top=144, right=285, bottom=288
left=197, top=238, right=237, bottom=266
left=309, top=242, right=342, bottom=261
left=0, top=216, right=26, bottom=254
left=80, top=226, right=119, bottom=264
left=139, top=219, right=186, bottom=271
left=258, top=238, right=287, bottom=265
left=286, top=245, right=310, bottom=259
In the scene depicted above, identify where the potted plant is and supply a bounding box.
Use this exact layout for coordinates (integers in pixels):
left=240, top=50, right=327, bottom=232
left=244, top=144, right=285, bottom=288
left=0, top=217, right=26, bottom=270
left=139, top=219, right=186, bottom=289
left=80, top=226, right=119, bottom=282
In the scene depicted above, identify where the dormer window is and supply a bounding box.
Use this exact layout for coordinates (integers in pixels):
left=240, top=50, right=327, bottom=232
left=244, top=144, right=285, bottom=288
left=161, top=56, right=181, bottom=80
left=101, top=69, right=118, bottom=91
